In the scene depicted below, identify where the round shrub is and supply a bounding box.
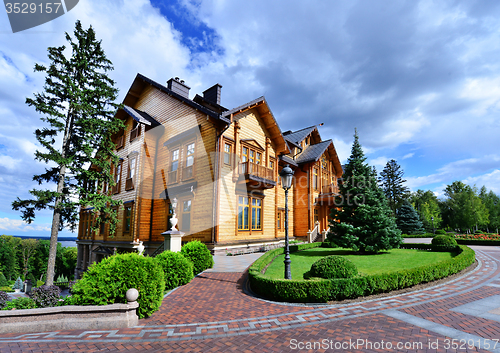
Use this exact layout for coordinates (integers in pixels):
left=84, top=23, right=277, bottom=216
left=432, top=235, right=457, bottom=248
left=71, top=253, right=165, bottom=319
left=29, top=285, right=61, bottom=308
left=181, top=241, right=214, bottom=275
left=155, top=251, right=194, bottom=290
left=310, top=255, right=358, bottom=279
left=0, top=291, right=8, bottom=309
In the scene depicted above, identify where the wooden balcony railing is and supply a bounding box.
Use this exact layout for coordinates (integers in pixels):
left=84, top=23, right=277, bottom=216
left=321, top=184, right=339, bottom=194
left=182, top=166, right=193, bottom=181
left=125, top=178, right=134, bottom=191
left=167, top=170, right=178, bottom=184
left=239, top=161, right=274, bottom=181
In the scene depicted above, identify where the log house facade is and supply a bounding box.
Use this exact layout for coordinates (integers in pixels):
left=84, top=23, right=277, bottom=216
left=75, top=74, right=343, bottom=276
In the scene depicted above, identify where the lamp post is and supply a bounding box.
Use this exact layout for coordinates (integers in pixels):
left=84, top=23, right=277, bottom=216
left=431, top=216, right=435, bottom=235
left=279, top=164, right=294, bottom=280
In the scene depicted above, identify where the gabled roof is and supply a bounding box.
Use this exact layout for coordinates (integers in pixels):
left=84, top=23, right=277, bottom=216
left=222, top=96, right=289, bottom=154
left=283, top=125, right=318, bottom=146
left=123, top=105, right=161, bottom=127
left=295, top=140, right=332, bottom=164
left=123, top=73, right=230, bottom=125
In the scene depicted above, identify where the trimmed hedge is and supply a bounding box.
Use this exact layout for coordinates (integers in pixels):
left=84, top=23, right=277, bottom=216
left=310, top=256, right=357, bottom=279
left=71, top=253, right=165, bottom=319
left=455, top=239, right=500, bottom=246
left=181, top=240, right=214, bottom=275
left=432, top=235, right=458, bottom=250
left=248, top=243, right=475, bottom=303
left=155, top=251, right=194, bottom=290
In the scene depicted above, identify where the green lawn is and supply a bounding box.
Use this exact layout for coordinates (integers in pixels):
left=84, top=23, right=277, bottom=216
left=264, top=247, right=455, bottom=280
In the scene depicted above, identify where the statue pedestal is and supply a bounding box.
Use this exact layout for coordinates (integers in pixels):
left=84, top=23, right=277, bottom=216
left=161, top=230, right=185, bottom=252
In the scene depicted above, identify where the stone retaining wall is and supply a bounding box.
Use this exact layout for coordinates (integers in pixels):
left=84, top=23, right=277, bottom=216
left=0, top=301, right=139, bottom=334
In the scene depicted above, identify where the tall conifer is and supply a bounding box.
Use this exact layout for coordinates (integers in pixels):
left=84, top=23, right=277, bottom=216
left=379, top=159, right=409, bottom=215
left=396, top=200, right=425, bottom=235
left=328, top=130, right=402, bottom=253
left=12, top=21, right=124, bottom=285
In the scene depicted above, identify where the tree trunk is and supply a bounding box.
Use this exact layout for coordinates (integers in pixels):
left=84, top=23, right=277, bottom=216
left=45, top=109, right=73, bottom=286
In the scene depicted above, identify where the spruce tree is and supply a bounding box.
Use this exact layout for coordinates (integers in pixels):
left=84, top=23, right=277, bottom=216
left=396, top=200, right=425, bottom=235
left=12, top=21, right=124, bottom=285
left=328, top=130, right=402, bottom=253
left=379, top=159, right=409, bottom=215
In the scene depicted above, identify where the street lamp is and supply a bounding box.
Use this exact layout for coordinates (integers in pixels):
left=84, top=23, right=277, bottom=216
left=279, top=164, right=294, bottom=280
left=431, top=216, right=435, bottom=235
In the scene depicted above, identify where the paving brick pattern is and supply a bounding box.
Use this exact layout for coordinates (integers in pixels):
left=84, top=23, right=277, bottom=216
left=2, top=246, right=500, bottom=352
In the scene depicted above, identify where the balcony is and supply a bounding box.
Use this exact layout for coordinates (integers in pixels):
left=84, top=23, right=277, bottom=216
left=238, top=161, right=276, bottom=189
left=125, top=178, right=134, bottom=191
left=316, top=183, right=340, bottom=204
left=167, top=170, right=178, bottom=184
left=182, top=166, right=194, bottom=181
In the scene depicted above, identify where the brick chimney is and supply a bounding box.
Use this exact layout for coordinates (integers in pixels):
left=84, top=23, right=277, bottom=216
left=203, top=83, right=222, bottom=105
left=167, top=77, right=190, bottom=99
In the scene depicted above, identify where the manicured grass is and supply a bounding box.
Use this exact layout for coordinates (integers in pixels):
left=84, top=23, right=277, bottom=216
left=264, top=247, right=455, bottom=280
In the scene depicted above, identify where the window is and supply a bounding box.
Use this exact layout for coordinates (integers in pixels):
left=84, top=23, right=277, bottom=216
left=181, top=200, right=191, bottom=232
left=242, top=147, right=248, bottom=162
left=238, top=196, right=249, bottom=230
left=256, top=152, right=262, bottom=165
left=124, top=204, right=133, bottom=234
left=126, top=154, right=137, bottom=191
left=249, top=150, right=255, bottom=163
left=80, top=209, right=95, bottom=240
left=313, top=168, right=318, bottom=190
left=322, top=156, right=328, bottom=170
left=224, top=143, right=232, bottom=165
left=314, top=208, right=319, bottom=223
left=182, top=142, right=195, bottom=180
left=277, top=209, right=285, bottom=230
left=130, top=120, right=141, bottom=142
left=115, top=130, right=124, bottom=150
left=269, top=160, right=274, bottom=170
left=238, top=196, right=263, bottom=231
left=112, top=161, right=122, bottom=194
left=251, top=198, right=262, bottom=230
left=168, top=148, right=179, bottom=183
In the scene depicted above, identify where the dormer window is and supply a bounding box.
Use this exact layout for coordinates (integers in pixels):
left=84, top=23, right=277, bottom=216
left=130, top=120, right=141, bottom=142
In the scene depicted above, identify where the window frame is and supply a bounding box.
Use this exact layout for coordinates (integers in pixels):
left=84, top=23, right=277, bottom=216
left=126, top=153, right=138, bottom=191
left=224, top=142, right=232, bottom=166
left=237, top=195, right=263, bottom=232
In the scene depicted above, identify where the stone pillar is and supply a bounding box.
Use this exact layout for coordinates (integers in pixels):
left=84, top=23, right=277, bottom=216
left=161, top=230, right=185, bottom=252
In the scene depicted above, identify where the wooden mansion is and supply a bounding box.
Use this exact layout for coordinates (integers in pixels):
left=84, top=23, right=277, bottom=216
left=75, top=74, right=343, bottom=276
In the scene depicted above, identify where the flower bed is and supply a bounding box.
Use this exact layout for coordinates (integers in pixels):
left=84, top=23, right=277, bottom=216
left=452, top=234, right=500, bottom=246
left=248, top=243, right=475, bottom=303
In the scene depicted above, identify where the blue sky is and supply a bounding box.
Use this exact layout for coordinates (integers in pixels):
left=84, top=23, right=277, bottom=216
left=1, top=0, right=500, bottom=237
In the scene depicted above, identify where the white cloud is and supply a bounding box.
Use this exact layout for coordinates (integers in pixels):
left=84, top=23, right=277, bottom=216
left=0, top=217, right=51, bottom=232
left=402, top=152, right=415, bottom=159
left=463, top=169, right=500, bottom=194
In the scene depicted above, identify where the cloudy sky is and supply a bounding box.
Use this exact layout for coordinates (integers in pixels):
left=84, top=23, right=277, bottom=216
left=1, top=0, right=499, bottom=237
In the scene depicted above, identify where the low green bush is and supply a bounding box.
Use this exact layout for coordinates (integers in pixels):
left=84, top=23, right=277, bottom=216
left=71, top=253, right=165, bottom=319
left=321, top=241, right=338, bottom=248
left=0, top=291, right=8, bottom=309
left=432, top=235, right=458, bottom=249
left=310, top=256, right=358, bottom=279
left=36, top=280, right=44, bottom=288
left=435, top=229, right=447, bottom=235
left=0, top=286, right=13, bottom=293
left=181, top=241, right=214, bottom=275
left=29, top=285, right=62, bottom=308
left=2, top=297, right=36, bottom=310
left=155, top=251, right=194, bottom=290
left=249, top=244, right=474, bottom=303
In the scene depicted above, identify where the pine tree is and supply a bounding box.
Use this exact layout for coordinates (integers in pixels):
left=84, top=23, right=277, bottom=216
left=12, top=21, right=124, bottom=286
left=379, top=159, right=410, bottom=215
left=328, top=130, right=402, bottom=253
left=396, top=200, right=425, bottom=235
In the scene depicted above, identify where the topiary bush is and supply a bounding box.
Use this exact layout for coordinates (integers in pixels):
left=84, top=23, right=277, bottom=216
left=309, top=255, right=358, bottom=279
left=13, top=277, right=23, bottom=291
left=70, top=253, right=165, bottom=319
left=181, top=240, right=214, bottom=275
left=432, top=235, right=457, bottom=249
left=29, top=285, right=62, bottom=308
left=155, top=251, right=194, bottom=291
left=0, top=291, right=8, bottom=309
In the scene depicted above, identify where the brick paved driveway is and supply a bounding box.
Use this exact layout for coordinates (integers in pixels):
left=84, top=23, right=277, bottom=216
left=2, top=246, right=500, bottom=352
